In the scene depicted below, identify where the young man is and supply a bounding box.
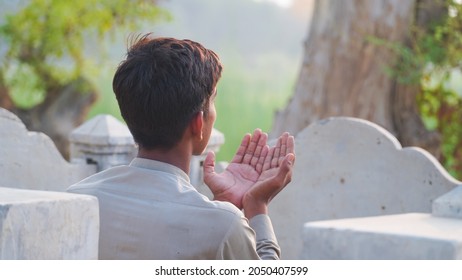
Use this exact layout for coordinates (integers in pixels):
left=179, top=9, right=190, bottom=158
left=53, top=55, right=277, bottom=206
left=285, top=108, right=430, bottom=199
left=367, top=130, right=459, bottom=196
left=68, top=34, right=295, bottom=259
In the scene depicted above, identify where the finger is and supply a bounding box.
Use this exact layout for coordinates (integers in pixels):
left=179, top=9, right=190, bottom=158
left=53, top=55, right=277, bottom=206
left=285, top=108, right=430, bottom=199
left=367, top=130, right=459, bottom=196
left=280, top=135, right=295, bottom=166
left=243, top=129, right=262, bottom=164
left=263, top=146, right=275, bottom=171
left=271, top=137, right=281, bottom=168
left=278, top=132, right=290, bottom=165
left=255, top=144, right=269, bottom=173
left=231, top=133, right=251, bottom=163
left=287, top=135, right=295, bottom=155
left=278, top=153, right=295, bottom=185
left=269, top=153, right=295, bottom=201
left=279, top=132, right=289, bottom=155
left=250, top=131, right=268, bottom=168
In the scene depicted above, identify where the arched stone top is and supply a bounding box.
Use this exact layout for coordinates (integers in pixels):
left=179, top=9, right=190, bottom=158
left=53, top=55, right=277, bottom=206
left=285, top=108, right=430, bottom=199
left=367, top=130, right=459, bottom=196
left=0, top=108, right=95, bottom=191
left=270, top=116, right=461, bottom=259
left=1, top=108, right=68, bottom=163
left=293, top=117, right=460, bottom=189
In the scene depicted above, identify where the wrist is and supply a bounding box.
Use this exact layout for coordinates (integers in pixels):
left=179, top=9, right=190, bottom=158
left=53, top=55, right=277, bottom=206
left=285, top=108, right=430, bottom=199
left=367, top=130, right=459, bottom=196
left=243, top=193, right=268, bottom=220
left=212, top=189, right=245, bottom=210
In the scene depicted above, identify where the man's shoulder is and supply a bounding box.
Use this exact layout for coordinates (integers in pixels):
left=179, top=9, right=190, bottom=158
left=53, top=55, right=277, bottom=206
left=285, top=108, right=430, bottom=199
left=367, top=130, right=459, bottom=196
left=67, top=164, right=246, bottom=224
left=209, top=200, right=242, bottom=215
left=198, top=199, right=246, bottom=225
left=67, top=165, right=130, bottom=193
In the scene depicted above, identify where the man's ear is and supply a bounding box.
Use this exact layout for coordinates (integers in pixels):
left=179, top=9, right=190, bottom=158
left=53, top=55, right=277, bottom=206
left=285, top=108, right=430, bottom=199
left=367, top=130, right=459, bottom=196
left=190, top=111, right=204, bottom=140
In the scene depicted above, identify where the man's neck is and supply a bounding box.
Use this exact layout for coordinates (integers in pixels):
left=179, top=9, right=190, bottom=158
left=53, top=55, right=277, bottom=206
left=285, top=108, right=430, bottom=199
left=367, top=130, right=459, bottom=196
left=137, top=146, right=192, bottom=175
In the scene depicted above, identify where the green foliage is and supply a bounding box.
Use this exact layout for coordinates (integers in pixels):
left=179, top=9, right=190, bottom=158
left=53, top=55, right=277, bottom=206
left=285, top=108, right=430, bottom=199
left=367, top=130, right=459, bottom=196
left=214, top=52, right=297, bottom=161
left=417, top=72, right=462, bottom=178
left=0, top=0, right=169, bottom=108
left=385, top=0, right=462, bottom=179
left=418, top=80, right=462, bottom=177
left=3, top=63, right=46, bottom=107
left=416, top=1, right=462, bottom=179
left=87, top=0, right=302, bottom=162
left=86, top=50, right=298, bottom=162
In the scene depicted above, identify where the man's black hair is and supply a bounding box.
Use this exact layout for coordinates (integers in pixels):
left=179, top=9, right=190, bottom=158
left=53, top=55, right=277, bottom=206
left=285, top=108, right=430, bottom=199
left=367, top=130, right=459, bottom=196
left=113, top=34, right=223, bottom=150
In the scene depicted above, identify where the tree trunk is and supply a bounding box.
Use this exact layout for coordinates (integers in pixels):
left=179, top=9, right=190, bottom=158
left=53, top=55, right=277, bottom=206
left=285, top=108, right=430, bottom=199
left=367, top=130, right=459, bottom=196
left=13, top=77, right=97, bottom=159
left=0, top=72, right=14, bottom=110
left=271, top=0, right=441, bottom=157
left=391, top=0, right=446, bottom=157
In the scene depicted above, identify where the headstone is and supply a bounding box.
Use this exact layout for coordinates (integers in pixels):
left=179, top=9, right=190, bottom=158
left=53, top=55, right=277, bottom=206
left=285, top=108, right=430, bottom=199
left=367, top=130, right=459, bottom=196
left=270, top=117, right=460, bottom=259
left=0, top=108, right=95, bottom=191
left=432, top=186, right=462, bottom=219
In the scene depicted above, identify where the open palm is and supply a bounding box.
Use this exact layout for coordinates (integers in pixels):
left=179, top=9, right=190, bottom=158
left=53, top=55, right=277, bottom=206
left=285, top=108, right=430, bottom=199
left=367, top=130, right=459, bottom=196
left=204, top=129, right=294, bottom=209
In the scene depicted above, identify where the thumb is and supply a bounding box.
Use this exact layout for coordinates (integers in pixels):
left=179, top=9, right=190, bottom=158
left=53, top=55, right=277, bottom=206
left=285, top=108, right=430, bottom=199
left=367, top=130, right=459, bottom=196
left=276, top=153, right=295, bottom=184
left=264, top=153, right=295, bottom=203
left=203, top=151, right=216, bottom=177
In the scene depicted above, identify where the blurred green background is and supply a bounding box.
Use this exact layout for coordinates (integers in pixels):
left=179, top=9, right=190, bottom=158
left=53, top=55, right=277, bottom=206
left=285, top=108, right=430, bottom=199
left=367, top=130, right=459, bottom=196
left=2, top=0, right=460, bottom=173
left=85, top=0, right=309, bottom=161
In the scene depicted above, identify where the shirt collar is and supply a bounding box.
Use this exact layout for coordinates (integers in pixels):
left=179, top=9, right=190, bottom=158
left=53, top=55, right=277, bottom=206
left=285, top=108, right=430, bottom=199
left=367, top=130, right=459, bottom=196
left=129, top=157, right=191, bottom=183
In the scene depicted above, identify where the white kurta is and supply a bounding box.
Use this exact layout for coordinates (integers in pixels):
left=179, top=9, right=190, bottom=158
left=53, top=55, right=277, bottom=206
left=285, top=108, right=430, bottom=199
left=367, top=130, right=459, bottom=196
left=67, top=157, right=280, bottom=260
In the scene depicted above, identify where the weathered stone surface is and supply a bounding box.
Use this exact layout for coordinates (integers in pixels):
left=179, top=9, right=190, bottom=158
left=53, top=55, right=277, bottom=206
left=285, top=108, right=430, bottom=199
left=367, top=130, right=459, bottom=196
left=69, top=114, right=137, bottom=172
left=432, top=186, right=462, bottom=219
left=269, top=117, right=461, bottom=259
left=0, top=187, right=99, bottom=259
left=69, top=114, right=225, bottom=184
left=0, top=108, right=96, bottom=191
left=301, top=213, right=462, bottom=259
left=69, top=114, right=134, bottom=146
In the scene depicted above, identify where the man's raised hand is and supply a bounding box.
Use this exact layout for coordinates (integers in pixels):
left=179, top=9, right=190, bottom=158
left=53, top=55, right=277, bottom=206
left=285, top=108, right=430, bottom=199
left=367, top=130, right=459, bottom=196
left=242, top=132, right=295, bottom=219
left=203, top=129, right=269, bottom=209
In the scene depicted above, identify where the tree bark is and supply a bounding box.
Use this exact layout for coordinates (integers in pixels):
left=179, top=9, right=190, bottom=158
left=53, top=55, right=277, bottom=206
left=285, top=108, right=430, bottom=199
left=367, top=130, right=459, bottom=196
left=272, top=0, right=441, bottom=157
left=391, top=0, right=446, bottom=157
left=13, top=77, right=97, bottom=159
left=0, top=72, right=14, bottom=110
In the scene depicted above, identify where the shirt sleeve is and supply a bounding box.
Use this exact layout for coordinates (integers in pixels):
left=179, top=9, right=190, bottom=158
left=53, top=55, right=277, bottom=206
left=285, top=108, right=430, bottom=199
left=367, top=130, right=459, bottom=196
left=249, top=214, right=281, bottom=260
left=216, top=214, right=280, bottom=260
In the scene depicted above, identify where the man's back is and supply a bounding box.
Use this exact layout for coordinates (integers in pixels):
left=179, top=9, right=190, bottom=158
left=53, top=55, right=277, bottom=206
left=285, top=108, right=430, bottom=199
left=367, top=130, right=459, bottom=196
left=68, top=158, right=260, bottom=259
left=70, top=36, right=293, bottom=260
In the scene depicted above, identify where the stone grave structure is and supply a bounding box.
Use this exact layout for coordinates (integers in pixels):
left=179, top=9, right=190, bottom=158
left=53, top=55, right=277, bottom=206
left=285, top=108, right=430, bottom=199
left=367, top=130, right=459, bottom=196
left=0, top=187, right=98, bottom=259
left=269, top=117, right=461, bottom=259
left=0, top=108, right=225, bottom=259
left=2, top=106, right=460, bottom=259
left=0, top=108, right=99, bottom=259
left=301, top=167, right=462, bottom=259
left=69, top=114, right=138, bottom=172
left=0, top=108, right=96, bottom=191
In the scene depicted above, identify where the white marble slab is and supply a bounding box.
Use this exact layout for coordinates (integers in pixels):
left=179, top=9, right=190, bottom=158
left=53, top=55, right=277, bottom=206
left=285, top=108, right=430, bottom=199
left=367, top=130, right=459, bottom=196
left=0, top=187, right=99, bottom=259
left=302, top=213, right=462, bottom=259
